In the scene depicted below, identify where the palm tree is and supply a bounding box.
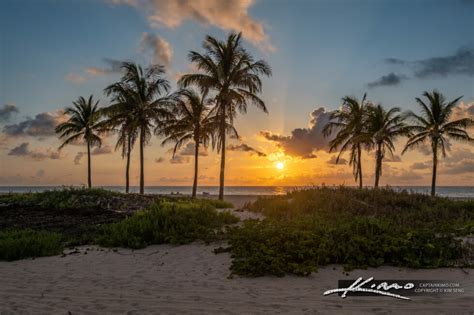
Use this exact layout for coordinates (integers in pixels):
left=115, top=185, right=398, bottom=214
left=101, top=90, right=138, bottom=193
left=323, top=94, right=371, bottom=188
left=366, top=104, right=408, bottom=187
left=105, top=62, right=171, bottom=194
left=56, top=95, right=104, bottom=188
left=179, top=32, right=271, bottom=200
left=160, top=89, right=235, bottom=197
left=402, top=90, right=473, bottom=196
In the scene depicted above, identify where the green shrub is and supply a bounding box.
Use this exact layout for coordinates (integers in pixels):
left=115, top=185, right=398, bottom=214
left=228, top=187, right=473, bottom=277
left=0, top=229, right=63, bottom=261
left=0, top=187, right=120, bottom=210
left=96, top=200, right=238, bottom=249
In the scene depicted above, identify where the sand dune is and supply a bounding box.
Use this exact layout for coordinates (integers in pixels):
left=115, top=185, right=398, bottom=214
left=1, top=241, right=472, bottom=314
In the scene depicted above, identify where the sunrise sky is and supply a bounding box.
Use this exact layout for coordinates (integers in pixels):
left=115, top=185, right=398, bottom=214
left=1, top=0, right=473, bottom=187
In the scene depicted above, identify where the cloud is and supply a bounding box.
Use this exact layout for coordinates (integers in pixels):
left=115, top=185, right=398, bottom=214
left=385, top=155, right=402, bottom=163
left=8, top=142, right=61, bottom=161
left=65, top=73, right=86, bottom=83
left=410, top=161, right=431, bottom=170
left=3, top=110, right=66, bottom=138
left=391, top=170, right=423, bottom=182
left=35, top=169, right=45, bottom=178
left=327, top=156, right=347, bottom=165
left=139, top=33, right=173, bottom=66
left=170, top=155, right=190, bottom=164
left=73, top=145, right=113, bottom=164
left=178, top=143, right=208, bottom=156
left=91, top=145, right=113, bottom=155
left=74, top=152, right=85, bottom=165
left=367, top=73, right=408, bottom=88
left=85, top=58, right=123, bottom=76
left=452, top=101, right=474, bottom=121
left=109, top=0, right=274, bottom=52
left=439, top=148, right=474, bottom=175
left=385, top=47, right=474, bottom=79
left=227, top=143, right=266, bottom=157
left=0, top=104, right=19, bottom=122
left=442, top=160, right=474, bottom=175
left=260, top=107, right=334, bottom=158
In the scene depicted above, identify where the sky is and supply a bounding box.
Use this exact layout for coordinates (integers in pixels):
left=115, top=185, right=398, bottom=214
left=0, top=0, right=473, bottom=187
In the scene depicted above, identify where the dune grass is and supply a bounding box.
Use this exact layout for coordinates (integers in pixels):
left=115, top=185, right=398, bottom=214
left=228, top=187, right=473, bottom=276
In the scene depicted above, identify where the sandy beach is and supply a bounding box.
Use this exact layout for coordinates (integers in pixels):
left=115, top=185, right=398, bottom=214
left=0, top=241, right=472, bottom=314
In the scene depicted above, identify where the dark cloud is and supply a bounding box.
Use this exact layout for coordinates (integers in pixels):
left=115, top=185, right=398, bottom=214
left=260, top=107, right=334, bottom=158
left=178, top=143, right=208, bottom=156
left=86, top=58, right=124, bottom=76
left=327, top=156, right=347, bottom=165
left=170, top=155, right=190, bottom=164
left=34, top=169, right=45, bottom=178
left=227, top=143, right=266, bottom=157
left=385, top=47, right=474, bottom=79
left=8, top=142, right=61, bottom=161
left=0, top=104, right=19, bottom=122
left=74, top=145, right=113, bottom=164
left=3, top=110, right=65, bottom=138
left=442, top=160, right=474, bottom=175
left=385, top=155, right=402, bottom=162
left=367, top=73, right=408, bottom=88
left=410, top=161, right=431, bottom=170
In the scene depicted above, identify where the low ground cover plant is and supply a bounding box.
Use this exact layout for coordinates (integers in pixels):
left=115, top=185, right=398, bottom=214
left=228, top=187, right=473, bottom=276
left=0, top=229, right=63, bottom=261
left=96, top=200, right=238, bottom=249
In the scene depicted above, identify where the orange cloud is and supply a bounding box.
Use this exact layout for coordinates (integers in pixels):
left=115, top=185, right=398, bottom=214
left=109, top=0, right=274, bottom=52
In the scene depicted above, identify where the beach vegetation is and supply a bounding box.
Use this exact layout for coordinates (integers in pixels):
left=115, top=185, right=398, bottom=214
left=227, top=187, right=474, bottom=276
left=0, top=229, right=63, bottom=261
left=96, top=200, right=238, bottom=249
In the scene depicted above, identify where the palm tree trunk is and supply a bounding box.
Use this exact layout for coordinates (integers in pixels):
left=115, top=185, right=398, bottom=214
left=431, top=142, right=438, bottom=197
left=125, top=137, right=131, bottom=194
left=357, top=144, right=363, bottom=188
left=139, top=127, right=145, bottom=195
left=192, top=139, right=199, bottom=198
left=87, top=142, right=92, bottom=189
left=374, top=143, right=382, bottom=188
left=218, top=115, right=226, bottom=201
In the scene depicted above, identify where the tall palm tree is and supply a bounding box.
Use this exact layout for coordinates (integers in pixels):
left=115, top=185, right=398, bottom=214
left=55, top=95, right=104, bottom=188
left=160, top=89, right=236, bottom=197
left=402, top=90, right=473, bottom=196
left=105, top=62, right=171, bottom=194
left=323, top=94, right=371, bottom=188
left=366, top=104, right=408, bottom=187
left=179, top=32, right=271, bottom=200
left=101, top=90, right=138, bottom=193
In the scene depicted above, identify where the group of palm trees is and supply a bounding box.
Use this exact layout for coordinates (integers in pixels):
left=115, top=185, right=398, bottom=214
left=323, top=90, right=473, bottom=195
left=55, top=32, right=472, bottom=198
left=55, top=33, right=271, bottom=199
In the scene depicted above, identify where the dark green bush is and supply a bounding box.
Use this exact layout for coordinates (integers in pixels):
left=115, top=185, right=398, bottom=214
left=96, top=200, right=238, bottom=249
left=228, top=187, right=473, bottom=277
left=0, top=229, right=63, bottom=261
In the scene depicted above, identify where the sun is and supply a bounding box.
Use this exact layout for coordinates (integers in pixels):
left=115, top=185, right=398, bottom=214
left=276, top=161, right=284, bottom=170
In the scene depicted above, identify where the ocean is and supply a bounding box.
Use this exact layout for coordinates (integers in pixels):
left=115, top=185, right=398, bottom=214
left=0, top=186, right=473, bottom=198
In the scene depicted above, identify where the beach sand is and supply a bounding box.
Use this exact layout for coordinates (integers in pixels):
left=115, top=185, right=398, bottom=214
left=1, top=197, right=472, bottom=314
left=0, top=243, right=472, bottom=314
